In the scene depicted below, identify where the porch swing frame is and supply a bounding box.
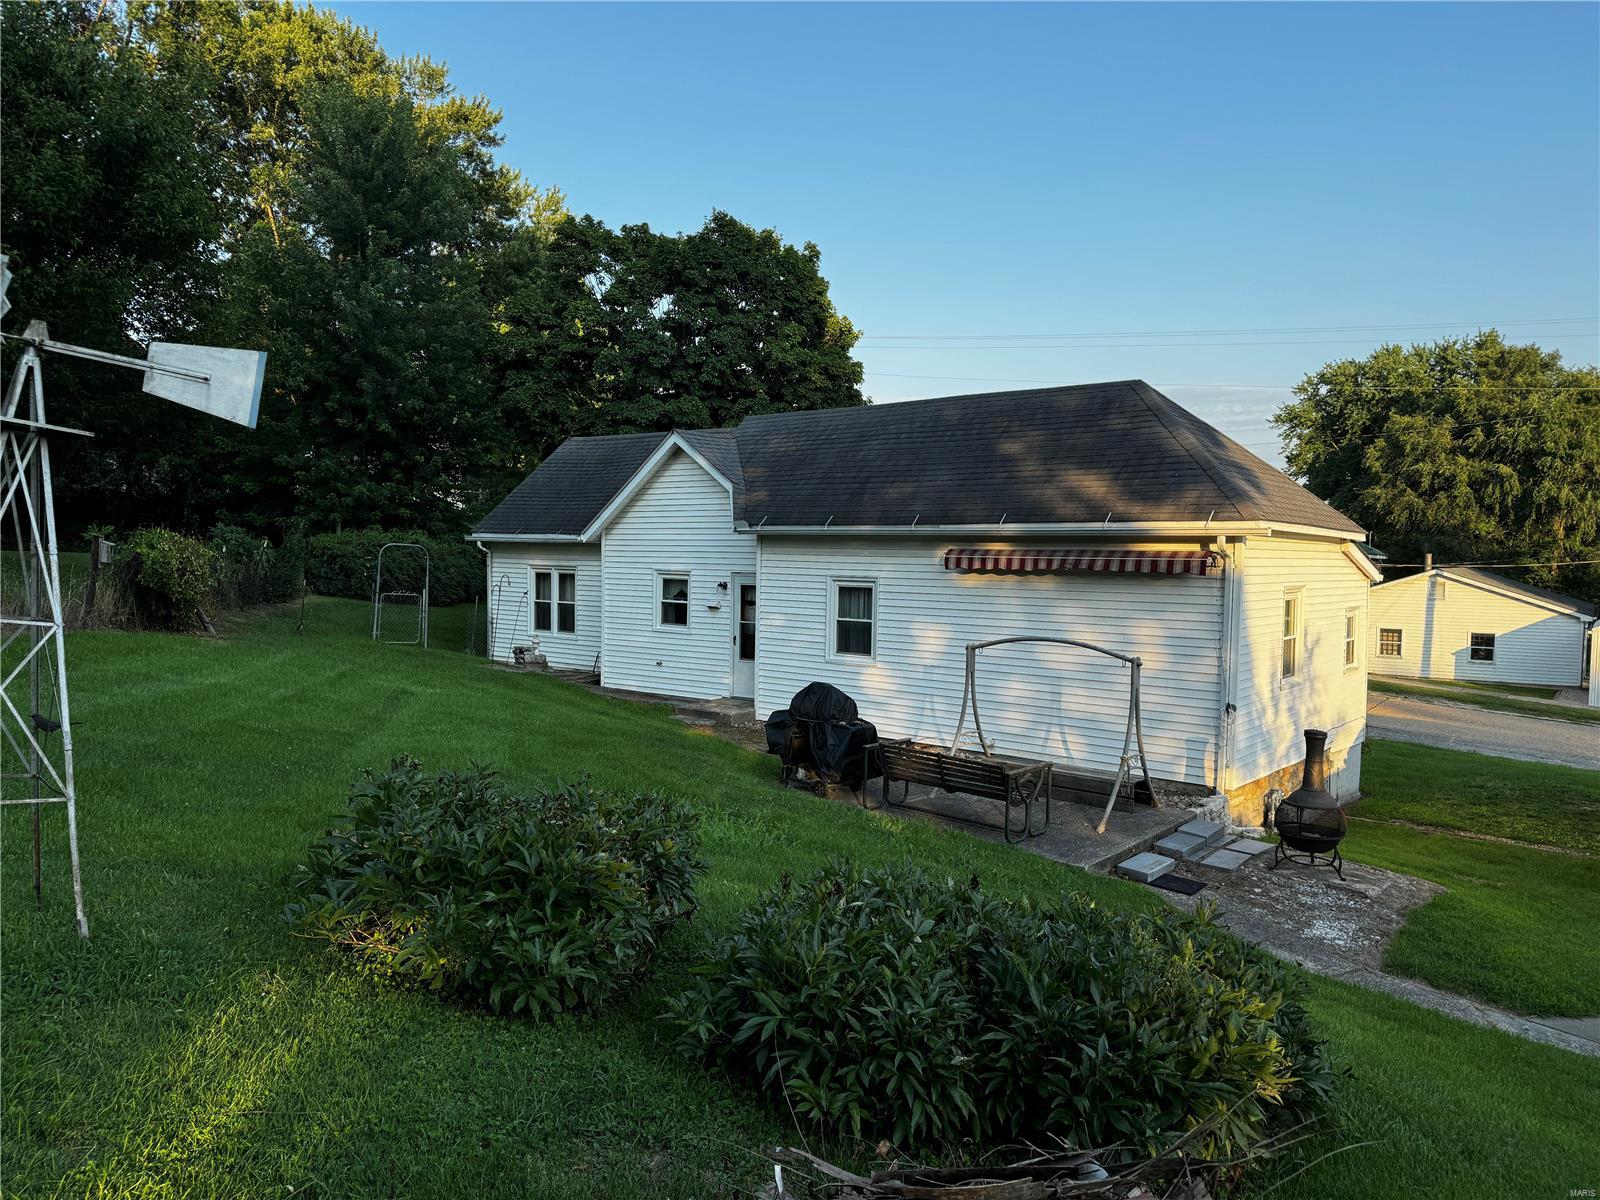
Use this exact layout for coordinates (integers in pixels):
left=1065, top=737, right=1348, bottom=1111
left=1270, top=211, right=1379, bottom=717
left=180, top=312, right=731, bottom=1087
left=950, top=636, right=1155, bottom=834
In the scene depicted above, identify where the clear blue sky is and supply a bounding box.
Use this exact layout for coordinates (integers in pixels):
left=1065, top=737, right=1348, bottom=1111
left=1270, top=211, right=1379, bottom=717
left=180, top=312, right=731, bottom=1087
left=331, top=1, right=1599, bottom=461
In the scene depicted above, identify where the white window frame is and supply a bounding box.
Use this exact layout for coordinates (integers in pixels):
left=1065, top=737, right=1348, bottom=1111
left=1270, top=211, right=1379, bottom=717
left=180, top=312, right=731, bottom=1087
left=1280, top=587, right=1304, bottom=685
left=1377, top=627, right=1403, bottom=658
left=1469, top=631, right=1496, bottom=663
left=829, top=578, right=877, bottom=661
left=556, top=570, right=577, bottom=634
left=531, top=567, right=553, bottom=633
left=656, top=572, right=691, bottom=630
left=1343, top=607, right=1360, bottom=671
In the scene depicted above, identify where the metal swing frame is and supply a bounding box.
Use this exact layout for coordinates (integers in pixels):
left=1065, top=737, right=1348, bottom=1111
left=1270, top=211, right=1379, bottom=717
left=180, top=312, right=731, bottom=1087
left=950, top=636, right=1155, bottom=834
left=370, top=542, right=430, bottom=648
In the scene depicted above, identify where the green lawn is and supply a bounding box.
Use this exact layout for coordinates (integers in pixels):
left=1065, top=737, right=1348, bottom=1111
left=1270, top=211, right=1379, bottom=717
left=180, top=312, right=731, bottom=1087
left=1369, top=676, right=1600, bottom=724
left=4, top=598, right=1596, bottom=1199
left=1345, top=741, right=1599, bottom=1017
left=1355, top=740, right=1600, bottom=854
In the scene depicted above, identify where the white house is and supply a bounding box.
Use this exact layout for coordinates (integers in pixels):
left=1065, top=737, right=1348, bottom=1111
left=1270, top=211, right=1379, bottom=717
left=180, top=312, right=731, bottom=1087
left=471, top=381, right=1380, bottom=827
left=1368, top=564, right=1596, bottom=689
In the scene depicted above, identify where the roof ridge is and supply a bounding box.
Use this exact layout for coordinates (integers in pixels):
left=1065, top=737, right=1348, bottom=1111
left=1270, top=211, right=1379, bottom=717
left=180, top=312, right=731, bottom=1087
left=1127, top=381, right=1249, bottom=522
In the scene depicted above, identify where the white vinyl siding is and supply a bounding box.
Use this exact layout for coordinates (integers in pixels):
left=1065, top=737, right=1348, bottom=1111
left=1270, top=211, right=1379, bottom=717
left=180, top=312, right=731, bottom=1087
left=483, top=542, right=602, bottom=670
left=600, top=449, right=756, bottom=699
left=1368, top=571, right=1589, bottom=687
left=756, top=537, right=1225, bottom=788
left=1231, top=536, right=1369, bottom=799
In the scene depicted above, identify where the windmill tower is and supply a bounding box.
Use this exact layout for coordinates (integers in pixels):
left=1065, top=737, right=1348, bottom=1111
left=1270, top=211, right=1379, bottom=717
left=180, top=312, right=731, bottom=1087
left=0, top=257, right=266, bottom=937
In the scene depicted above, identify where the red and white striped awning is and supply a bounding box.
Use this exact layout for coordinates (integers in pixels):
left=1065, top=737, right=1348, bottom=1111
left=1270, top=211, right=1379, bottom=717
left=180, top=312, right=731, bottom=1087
left=942, top=548, right=1218, bottom=576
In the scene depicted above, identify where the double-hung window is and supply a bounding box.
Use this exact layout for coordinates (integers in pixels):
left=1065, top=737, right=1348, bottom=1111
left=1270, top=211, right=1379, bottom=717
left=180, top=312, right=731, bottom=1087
left=833, top=581, right=875, bottom=658
left=1378, top=628, right=1402, bottom=658
left=1281, top=589, right=1303, bottom=681
left=1470, top=632, right=1496, bottom=662
left=556, top=571, right=576, bottom=633
left=1343, top=608, right=1359, bottom=669
left=532, top=570, right=552, bottom=632
left=659, top=575, right=689, bottom=627
left=532, top=569, right=577, bottom=634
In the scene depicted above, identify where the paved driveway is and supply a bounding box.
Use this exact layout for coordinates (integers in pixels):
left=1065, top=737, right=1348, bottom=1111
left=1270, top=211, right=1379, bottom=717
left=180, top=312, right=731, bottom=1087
left=1367, top=693, right=1600, bottom=770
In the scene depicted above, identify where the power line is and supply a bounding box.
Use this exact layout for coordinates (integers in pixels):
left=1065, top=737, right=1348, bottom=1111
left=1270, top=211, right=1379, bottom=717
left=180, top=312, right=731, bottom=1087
left=859, top=317, right=1599, bottom=341
left=860, top=332, right=1600, bottom=352
left=1382, top=557, right=1600, bottom=569
left=864, top=369, right=1600, bottom=393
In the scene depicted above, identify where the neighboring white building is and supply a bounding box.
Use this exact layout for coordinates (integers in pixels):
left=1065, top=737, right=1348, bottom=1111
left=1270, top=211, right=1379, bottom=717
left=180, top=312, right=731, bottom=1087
left=1368, top=565, right=1596, bottom=689
left=472, top=381, right=1380, bottom=826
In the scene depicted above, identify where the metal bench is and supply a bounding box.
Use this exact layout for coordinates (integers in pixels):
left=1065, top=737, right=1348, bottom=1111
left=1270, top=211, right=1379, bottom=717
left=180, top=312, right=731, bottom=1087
left=877, top=739, right=1052, bottom=843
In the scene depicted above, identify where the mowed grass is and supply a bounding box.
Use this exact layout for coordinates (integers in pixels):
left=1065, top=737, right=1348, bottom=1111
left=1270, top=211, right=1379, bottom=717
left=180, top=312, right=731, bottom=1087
left=1345, top=741, right=1600, bottom=1017
left=1355, top=740, right=1600, bottom=854
left=4, top=598, right=1597, bottom=1199
left=1368, top=676, right=1600, bottom=724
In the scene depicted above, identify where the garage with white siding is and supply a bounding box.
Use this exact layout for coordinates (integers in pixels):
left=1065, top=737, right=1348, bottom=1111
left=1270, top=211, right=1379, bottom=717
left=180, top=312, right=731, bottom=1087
left=1368, top=566, right=1594, bottom=688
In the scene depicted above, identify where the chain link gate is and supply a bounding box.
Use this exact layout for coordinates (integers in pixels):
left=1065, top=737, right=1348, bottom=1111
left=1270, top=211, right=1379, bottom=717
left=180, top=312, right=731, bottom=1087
left=370, top=542, right=430, bottom=648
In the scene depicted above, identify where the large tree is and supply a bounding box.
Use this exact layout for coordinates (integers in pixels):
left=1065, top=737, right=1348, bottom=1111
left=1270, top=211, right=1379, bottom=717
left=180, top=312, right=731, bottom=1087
left=1274, top=332, right=1600, bottom=599
left=0, top=1, right=229, bottom=531
left=494, top=211, right=865, bottom=470
left=201, top=84, right=502, bottom=534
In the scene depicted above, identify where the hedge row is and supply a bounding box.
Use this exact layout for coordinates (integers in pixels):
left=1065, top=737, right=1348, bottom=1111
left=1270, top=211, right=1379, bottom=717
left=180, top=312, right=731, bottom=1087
left=305, top=530, right=483, bottom=605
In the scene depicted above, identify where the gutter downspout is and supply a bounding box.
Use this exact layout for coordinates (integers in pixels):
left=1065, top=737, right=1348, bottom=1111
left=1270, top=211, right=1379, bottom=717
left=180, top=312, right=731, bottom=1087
left=1216, top=535, right=1246, bottom=795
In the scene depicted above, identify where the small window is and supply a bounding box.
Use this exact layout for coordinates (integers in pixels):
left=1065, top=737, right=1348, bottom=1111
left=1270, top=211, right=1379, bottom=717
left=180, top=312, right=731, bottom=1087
left=556, top=571, right=576, bottom=633
left=533, top=570, right=552, bottom=632
left=659, top=575, right=689, bottom=627
left=737, top=583, right=756, bottom=661
left=1378, top=628, right=1403, bottom=657
left=1344, top=609, right=1359, bottom=668
left=1281, top=590, right=1302, bottom=679
left=834, top=582, right=874, bottom=657
left=1470, top=632, right=1496, bottom=662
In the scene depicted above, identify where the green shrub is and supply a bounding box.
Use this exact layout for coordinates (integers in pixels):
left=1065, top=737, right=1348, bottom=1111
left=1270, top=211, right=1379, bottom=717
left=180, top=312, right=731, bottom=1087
left=666, top=862, right=1337, bottom=1160
left=305, top=529, right=481, bottom=605
left=285, top=758, right=706, bottom=1016
left=267, top=522, right=307, bottom=603
left=209, top=524, right=276, bottom=608
left=113, top=528, right=217, bottom=630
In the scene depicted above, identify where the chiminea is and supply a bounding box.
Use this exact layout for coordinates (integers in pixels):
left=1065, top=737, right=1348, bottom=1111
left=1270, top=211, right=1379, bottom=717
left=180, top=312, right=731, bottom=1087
left=1270, top=729, right=1348, bottom=879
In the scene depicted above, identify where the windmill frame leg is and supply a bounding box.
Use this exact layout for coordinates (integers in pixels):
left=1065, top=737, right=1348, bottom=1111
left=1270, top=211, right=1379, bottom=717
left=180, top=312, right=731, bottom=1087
left=2, top=345, right=90, bottom=938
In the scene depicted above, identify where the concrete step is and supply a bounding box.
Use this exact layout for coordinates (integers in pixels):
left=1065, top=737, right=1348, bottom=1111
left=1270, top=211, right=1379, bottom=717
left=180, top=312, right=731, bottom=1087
left=1117, top=851, right=1176, bottom=883
left=1176, top=818, right=1228, bottom=849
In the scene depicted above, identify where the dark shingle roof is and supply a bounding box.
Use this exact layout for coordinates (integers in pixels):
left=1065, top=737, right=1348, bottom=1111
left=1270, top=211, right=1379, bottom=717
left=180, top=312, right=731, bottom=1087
left=473, top=382, right=1365, bottom=539
left=472, top=431, right=666, bottom=536
left=1441, top=567, right=1596, bottom=618
left=733, top=381, right=1363, bottom=534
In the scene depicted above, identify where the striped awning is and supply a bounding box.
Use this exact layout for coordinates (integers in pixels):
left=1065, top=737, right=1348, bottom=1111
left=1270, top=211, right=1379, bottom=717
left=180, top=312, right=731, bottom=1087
left=943, top=548, right=1218, bottom=576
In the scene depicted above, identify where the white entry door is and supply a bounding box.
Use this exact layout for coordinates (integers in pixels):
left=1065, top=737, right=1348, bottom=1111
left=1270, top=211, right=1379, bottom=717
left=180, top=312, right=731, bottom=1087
left=730, top=573, right=756, bottom=697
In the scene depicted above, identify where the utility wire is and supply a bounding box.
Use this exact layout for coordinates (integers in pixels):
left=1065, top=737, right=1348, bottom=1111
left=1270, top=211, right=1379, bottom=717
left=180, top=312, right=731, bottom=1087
left=864, top=370, right=1600, bottom=393
left=860, top=333, right=1600, bottom=352
left=859, top=316, right=1598, bottom=341
left=1382, top=557, right=1600, bottom=569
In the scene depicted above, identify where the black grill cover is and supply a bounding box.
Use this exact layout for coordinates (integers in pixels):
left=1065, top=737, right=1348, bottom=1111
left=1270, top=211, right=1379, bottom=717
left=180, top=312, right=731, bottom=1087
left=765, top=682, right=881, bottom=789
left=788, top=681, right=858, bottom=724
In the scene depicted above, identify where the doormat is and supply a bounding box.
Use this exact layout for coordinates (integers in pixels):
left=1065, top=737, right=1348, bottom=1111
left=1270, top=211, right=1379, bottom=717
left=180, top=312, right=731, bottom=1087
left=1149, top=874, right=1206, bottom=895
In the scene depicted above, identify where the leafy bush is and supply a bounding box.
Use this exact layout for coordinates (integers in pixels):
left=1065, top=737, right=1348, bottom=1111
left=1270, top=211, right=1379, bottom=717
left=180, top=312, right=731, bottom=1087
left=113, top=528, right=217, bottom=630
left=286, top=758, right=706, bottom=1016
left=667, top=862, right=1337, bottom=1159
left=306, top=529, right=482, bottom=605
left=209, top=522, right=306, bottom=607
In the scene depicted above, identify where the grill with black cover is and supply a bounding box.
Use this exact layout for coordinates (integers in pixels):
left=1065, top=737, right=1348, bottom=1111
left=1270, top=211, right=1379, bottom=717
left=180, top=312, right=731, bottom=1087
left=764, top=682, right=882, bottom=795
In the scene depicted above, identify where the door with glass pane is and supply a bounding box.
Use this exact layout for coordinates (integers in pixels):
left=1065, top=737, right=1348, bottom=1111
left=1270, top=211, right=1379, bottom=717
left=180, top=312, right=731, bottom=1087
left=730, top=573, right=756, bottom=697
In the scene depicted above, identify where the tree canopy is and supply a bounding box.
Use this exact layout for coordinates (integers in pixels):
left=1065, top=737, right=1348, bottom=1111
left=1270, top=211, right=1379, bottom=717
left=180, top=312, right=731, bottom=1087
left=2, top=0, right=862, bottom=539
left=1274, top=332, right=1600, bottom=600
